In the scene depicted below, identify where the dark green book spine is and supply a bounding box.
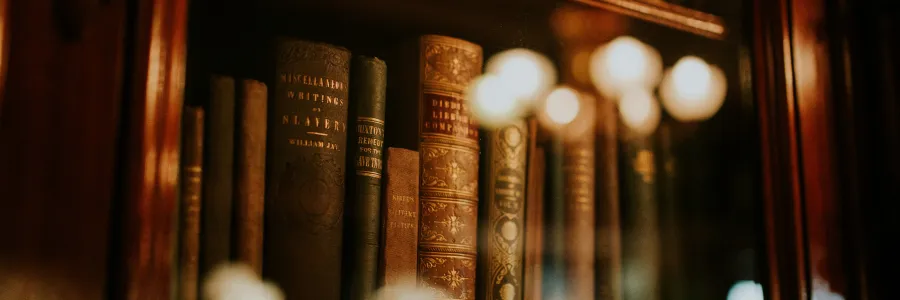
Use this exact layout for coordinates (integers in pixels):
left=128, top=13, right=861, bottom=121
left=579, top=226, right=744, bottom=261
left=621, top=135, right=661, bottom=300
left=200, top=75, right=235, bottom=285
left=542, top=138, right=566, bottom=300
left=344, top=56, right=387, bottom=300
left=265, top=39, right=350, bottom=300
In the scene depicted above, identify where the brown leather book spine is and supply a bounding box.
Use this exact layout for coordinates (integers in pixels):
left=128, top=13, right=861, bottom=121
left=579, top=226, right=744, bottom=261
left=201, top=75, right=235, bottom=281
left=264, top=39, right=350, bottom=300
left=234, top=79, right=267, bottom=274
left=478, top=121, right=529, bottom=300
left=595, top=97, right=622, bottom=300
left=414, top=35, right=482, bottom=300
left=379, top=147, right=420, bottom=295
left=523, top=132, right=545, bottom=300
left=179, top=107, right=204, bottom=300
left=564, top=128, right=596, bottom=300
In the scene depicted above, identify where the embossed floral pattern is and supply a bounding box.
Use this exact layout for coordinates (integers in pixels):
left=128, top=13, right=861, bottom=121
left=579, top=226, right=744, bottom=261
left=439, top=268, right=469, bottom=290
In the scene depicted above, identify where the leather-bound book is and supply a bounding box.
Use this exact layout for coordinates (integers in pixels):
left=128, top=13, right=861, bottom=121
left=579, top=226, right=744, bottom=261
left=385, top=35, right=482, bottom=300
left=541, top=138, right=566, bottom=300
left=234, top=79, right=267, bottom=274
left=523, top=143, right=545, bottom=300
left=179, top=107, right=204, bottom=300
left=264, top=39, right=350, bottom=300
left=563, top=128, right=596, bottom=300
left=478, top=121, right=529, bottom=300
left=201, top=75, right=235, bottom=282
left=620, top=135, right=661, bottom=300
left=595, top=98, right=622, bottom=300
left=344, top=56, right=387, bottom=300
left=378, top=147, right=420, bottom=296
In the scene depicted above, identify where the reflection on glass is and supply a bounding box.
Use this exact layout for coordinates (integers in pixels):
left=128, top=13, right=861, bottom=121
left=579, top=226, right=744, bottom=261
left=618, top=89, right=661, bottom=136
left=589, top=36, right=662, bottom=100
left=484, top=48, right=556, bottom=105
left=659, top=56, right=727, bottom=121
left=726, top=281, right=763, bottom=300
left=543, top=86, right=581, bottom=126
left=466, top=73, right=522, bottom=128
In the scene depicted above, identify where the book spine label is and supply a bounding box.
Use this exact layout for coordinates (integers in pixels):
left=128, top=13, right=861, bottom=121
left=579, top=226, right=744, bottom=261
left=265, top=39, right=350, bottom=300
left=416, top=35, right=482, bottom=300
left=564, top=132, right=596, bottom=300
left=479, top=121, right=528, bottom=300
left=235, top=79, right=267, bottom=275
left=179, top=107, right=204, bottom=300
left=201, top=75, right=235, bottom=280
left=379, top=148, right=420, bottom=295
left=346, top=56, right=387, bottom=300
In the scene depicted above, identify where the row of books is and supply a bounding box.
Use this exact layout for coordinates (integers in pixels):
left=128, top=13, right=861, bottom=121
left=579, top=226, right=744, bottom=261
left=178, top=34, right=620, bottom=300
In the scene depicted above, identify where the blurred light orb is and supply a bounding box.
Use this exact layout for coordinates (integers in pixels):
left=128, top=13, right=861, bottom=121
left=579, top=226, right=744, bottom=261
left=544, top=86, right=581, bottom=125
left=485, top=48, right=556, bottom=105
left=589, top=36, right=662, bottom=100
left=618, top=89, right=660, bottom=136
left=660, top=56, right=727, bottom=121
left=466, top=74, right=522, bottom=128
left=727, top=280, right=763, bottom=300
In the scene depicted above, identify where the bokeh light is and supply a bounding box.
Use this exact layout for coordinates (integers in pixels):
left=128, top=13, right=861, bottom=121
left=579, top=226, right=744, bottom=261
left=544, top=86, right=581, bottom=125
left=485, top=48, right=556, bottom=105
left=589, top=36, right=662, bottom=100
left=466, top=73, right=522, bottom=128
left=726, top=280, right=763, bottom=300
left=618, top=89, right=660, bottom=136
left=660, top=56, right=727, bottom=122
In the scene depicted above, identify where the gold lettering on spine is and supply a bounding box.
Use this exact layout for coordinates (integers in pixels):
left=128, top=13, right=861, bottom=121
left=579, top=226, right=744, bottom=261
left=483, top=122, right=527, bottom=300
left=355, top=117, right=385, bottom=178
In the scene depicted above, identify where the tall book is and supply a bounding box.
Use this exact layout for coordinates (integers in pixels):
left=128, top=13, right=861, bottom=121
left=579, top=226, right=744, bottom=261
left=542, top=139, right=565, bottom=300
left=344, top=56, right=388, bottom=300
left=201, top=75, right=235, bottom=283
left=234, top=79, right=267, bottom=274
left=264, top=39, right=351, bottom=300
left=523, top=144, right=545, bottom=300
left=478, top=121, right=529, bottom=300
left=378, top=148, right=420, bottom=296
left=563, top=127, right=596, bottom=300
left=620, top=135, right=661, bottom=300
left=595, top=97, right=622, bottom=300
left=179, top=107, right=204, bottom=300
left=386, top=35, right=482, bottom=300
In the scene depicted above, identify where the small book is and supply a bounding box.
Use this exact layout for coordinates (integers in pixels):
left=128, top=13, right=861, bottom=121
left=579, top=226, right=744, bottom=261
left=378, top=148, right=420, bottom=297
left=179, top=106, right=204, bottom=300
left=233, top=79, right=267, bottom=274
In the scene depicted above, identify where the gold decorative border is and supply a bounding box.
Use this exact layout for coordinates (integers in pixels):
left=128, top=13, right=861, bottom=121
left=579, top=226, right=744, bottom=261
left=572, top=0, right=726, bottom=39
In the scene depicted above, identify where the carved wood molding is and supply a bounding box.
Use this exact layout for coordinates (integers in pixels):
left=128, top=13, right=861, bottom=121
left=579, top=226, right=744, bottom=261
left=571, top=0, right=725, bottom=39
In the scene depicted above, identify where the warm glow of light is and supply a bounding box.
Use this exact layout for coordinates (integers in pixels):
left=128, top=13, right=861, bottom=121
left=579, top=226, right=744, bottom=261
left=660, top=56, right=727, bottom=121
left=203, top=263, right=283, bottom=300
left=727, top=281, right=763, bottom=300
left=618, top=89, right=660, bottom=136
left=373, top=278, right=439, bottom=300
left=544, top=86, right=581, bottom=125
left=485, top=48, right=556, bottom=105
left=466, top=74, right=522, bottom=128
left=589, top=36, right=662, bottom=100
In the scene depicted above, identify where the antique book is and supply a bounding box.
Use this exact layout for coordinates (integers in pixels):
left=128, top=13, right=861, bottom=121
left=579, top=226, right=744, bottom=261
left=385, top=35, right=482, bottom=300
left=656, top=123, right=685, bottom=300
left=523, top=144, right=545, bottom=300
left=344, top=56, right=387, bottom=300
left=201, top=75, right=235, bottom=282
left=541, top=139, right=565, bottom=300
left=234, top=79, right=267, bottom=274
left=478, top=121, right=529, bottom=300
left=179, top=107, right=204, bottom=300
left=563, top=128, right=596, bottom=300
left=620, top=135, right=661, bottom=300
left=595, top=98, right=622, bottom=300
left=264, top=39, right=351, bottom=300
left=378, top=148, right=420, bottom=295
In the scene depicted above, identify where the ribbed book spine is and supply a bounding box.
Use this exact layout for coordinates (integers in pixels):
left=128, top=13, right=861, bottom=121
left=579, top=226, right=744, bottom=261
left=265, top=39, right=350, bottom=300
left=564, top=128, right=596, bottom=300
left=379, top=148, right=420, bottom=296
left=234, top=79, right=267, bottom=274
left=179, top=107, right=204, bottom=300
left=478, top=121, right=528, bottom=300
left=201, top=75, right=235, bottom=284
left=415, top=35, right=482, bottom=300
left=345, top=56, right=387, bottom=300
